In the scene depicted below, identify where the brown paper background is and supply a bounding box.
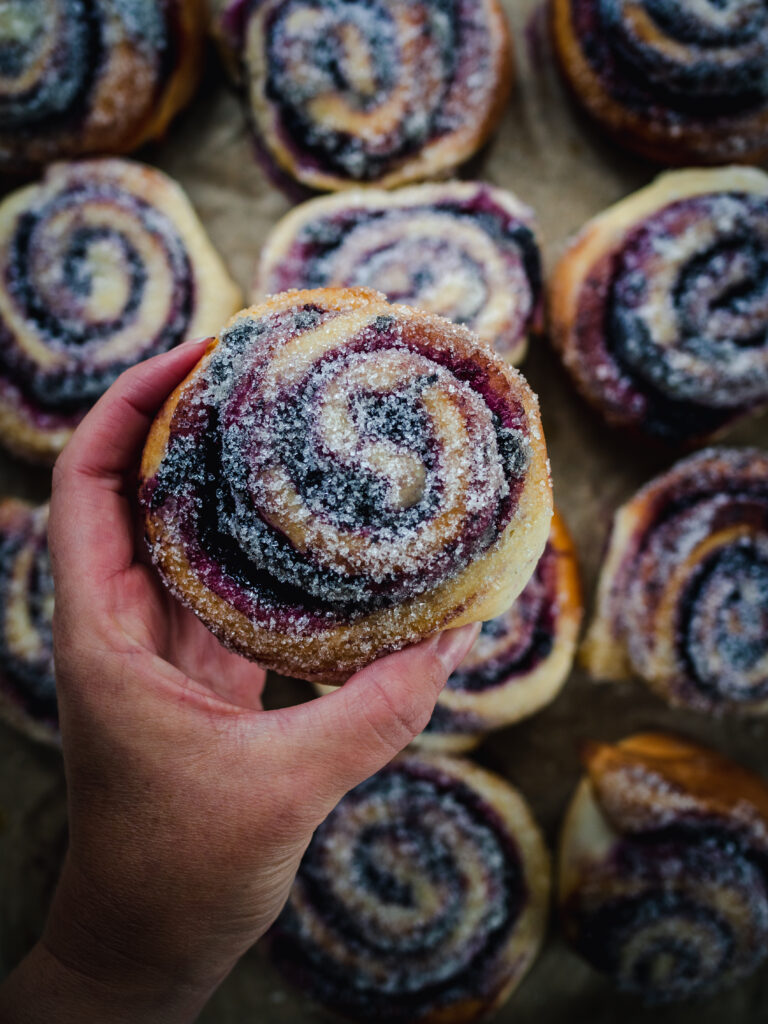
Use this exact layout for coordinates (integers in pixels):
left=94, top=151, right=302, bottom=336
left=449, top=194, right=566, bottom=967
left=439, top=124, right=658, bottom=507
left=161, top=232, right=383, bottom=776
left=2, top=1, right=768, bottom=1020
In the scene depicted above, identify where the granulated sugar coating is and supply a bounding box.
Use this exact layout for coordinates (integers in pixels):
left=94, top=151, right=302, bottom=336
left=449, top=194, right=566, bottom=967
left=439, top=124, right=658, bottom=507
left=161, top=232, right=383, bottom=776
left=214, top=0, right=513, bottom=191
left=550, top=168, right=768, bottom=445
left=139, top=287, right=552, bottom=684
left=582, top=447, right=768, bottom=715
left=269, top=752, right=550, bottom=1023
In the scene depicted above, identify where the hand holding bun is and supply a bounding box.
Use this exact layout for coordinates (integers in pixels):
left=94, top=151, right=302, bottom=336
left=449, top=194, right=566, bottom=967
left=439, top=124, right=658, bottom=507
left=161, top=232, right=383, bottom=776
left=0, top=337, right=483, bottom=1024
left=139, top=288, right=552, bottom=683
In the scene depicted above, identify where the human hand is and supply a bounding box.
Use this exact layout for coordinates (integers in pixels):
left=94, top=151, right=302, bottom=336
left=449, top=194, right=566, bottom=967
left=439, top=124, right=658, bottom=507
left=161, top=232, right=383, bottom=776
left=0, top=340, right=479, bottom=1024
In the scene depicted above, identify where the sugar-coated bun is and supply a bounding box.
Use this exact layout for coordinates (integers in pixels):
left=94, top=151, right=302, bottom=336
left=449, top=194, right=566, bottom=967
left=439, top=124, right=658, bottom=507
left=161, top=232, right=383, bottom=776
left=582, top=448, right=768, bottom=715
left=560, top=733, right=768, bottom=1003
left=211, top=0, right=514, bottom=191
left=270, top=752, right=550, bottom=1023
left=0, top=158, right=242, bottom=463
left=0, top=0, right=204, bottom=171
left=140, top=287, right=552, bottom=684
left=550, top=168, right=768, bottom=445
left=550, top=0, right=768, bottom=165
left=256, top=182, right=543, bottom=365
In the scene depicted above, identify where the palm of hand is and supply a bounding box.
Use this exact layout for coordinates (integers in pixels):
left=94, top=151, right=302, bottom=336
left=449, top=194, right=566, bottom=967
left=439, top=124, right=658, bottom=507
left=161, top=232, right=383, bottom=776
left=105, top=558, right=268, bottom=711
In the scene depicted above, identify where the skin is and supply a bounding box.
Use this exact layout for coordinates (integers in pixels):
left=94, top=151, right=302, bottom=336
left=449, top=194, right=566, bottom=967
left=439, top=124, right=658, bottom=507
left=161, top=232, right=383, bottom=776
left=0, top=338, right=480, bottom=1023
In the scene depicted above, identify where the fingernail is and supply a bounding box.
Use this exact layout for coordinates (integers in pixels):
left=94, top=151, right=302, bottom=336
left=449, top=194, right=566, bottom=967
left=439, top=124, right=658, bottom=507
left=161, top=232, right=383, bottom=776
left=182, top=335, right=215, bottom=348
left=436, top=622, right=481, bottom=673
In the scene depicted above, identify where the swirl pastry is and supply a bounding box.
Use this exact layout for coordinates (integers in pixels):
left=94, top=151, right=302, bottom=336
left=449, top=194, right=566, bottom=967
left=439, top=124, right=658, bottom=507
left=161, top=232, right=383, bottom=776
left=256, top=182, right=543, bottom=365
left=550, top=0, right=768, bottom=165
left=582, top=447, right=768, bottom=715
left=0, top=0, right=204, bottom=171
left=0, top=501, right=56, bottom=747
left=212, top=0, right=513, bottom=191
left=560, top=733, right=768, bottom=1004
left=416, top=510, right=582, bottom=752
left=0, top=158, right=242, bottom=463
left=270, top=752, right=550, bottom=1023
left=0, top=0, right=204, bottom=172
left=139, top=287, right=552, bottom=684
left=550, top=168, right=768, bottom=445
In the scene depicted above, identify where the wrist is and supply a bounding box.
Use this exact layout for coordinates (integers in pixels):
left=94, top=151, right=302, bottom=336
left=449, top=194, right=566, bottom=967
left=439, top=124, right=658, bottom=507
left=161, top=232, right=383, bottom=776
left=5, top=857, right=238, bottom=1024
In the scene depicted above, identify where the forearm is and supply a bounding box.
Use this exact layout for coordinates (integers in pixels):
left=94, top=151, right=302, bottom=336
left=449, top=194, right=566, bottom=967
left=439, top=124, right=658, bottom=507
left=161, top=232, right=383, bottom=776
left=0, top=862, right=230, bottom=1024
left=0, top=941, right=215, bottom=1024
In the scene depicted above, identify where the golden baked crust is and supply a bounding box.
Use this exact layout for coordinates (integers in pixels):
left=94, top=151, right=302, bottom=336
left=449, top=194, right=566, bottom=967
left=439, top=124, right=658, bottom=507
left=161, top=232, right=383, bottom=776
left=559, top=733, right=768, bottom=1003
left=560, top=732, right=768, bottom=903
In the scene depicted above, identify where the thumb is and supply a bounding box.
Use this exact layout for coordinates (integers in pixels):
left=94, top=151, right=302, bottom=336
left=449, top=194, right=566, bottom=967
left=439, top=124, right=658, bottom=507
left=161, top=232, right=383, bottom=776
left=271, top=623, right=480, bottom=813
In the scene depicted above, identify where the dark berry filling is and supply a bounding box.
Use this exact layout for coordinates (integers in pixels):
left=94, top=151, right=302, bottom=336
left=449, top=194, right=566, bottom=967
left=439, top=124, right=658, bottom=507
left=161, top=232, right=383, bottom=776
left=575, top=193, right=768, bottom=442
left=1, top=181, right=193, bottom=416
left=142, top=303, right=530, bottom=632
left=570, top=0, right=768, bottom=122
left=568, top=825, right=768, bottom=1003
left=271, top=760, right=526, bottom=1019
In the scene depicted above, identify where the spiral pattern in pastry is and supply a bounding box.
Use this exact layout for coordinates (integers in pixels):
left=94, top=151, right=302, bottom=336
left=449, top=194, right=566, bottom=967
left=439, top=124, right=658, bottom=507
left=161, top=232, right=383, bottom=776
left=215, top=0, right=513, bottom=191
left=560, top=733, right=768, bottom=1004
left=256, top=182, right=543, bottom=365
left=582, top=447, right=768, bottom=715
left=139, top=287, right=552, bottom=684
left=0, top=158, right=242, bottom=463
left=270, top=753, right=550, bottom=1023
left=550, top=0, right=768, bottom=164
left=416, top=510, right=581, bottom=752
left=550, top=168, right=768, bottom=445
left=0, top=0, right=204, bottom=171
left=0, top=501, right=56, bottom=746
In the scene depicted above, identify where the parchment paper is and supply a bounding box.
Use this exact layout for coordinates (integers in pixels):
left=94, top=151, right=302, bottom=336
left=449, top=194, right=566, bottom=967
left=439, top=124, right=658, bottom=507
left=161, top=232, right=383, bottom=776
left=2, top=2, right=768, bottom=1021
